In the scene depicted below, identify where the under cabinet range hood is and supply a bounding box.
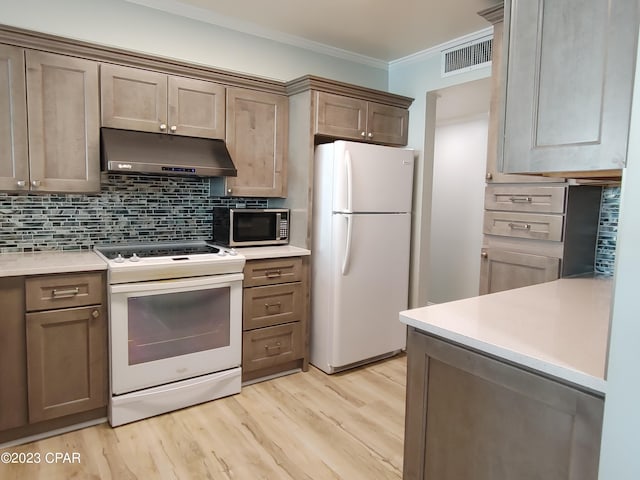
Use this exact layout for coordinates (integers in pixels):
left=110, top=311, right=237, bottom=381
left=100, top=128, right=237, bottom=177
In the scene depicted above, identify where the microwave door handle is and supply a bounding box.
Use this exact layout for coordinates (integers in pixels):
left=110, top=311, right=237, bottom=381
left=276, top=212, right=281, bottom=240
left=341, top=214, right=353, bottom=276
left=345, top=149, right=353, bottom=213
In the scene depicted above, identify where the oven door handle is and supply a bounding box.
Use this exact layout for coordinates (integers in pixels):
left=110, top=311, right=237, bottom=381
left=110, top=273, right=244, bottom=294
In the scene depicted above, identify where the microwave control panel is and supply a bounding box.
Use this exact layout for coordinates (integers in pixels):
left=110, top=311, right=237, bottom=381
left=280, top=214, right=289, bottom=240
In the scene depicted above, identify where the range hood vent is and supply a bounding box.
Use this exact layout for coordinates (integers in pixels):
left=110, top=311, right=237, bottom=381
left=101, top=128, right=237, bottom=177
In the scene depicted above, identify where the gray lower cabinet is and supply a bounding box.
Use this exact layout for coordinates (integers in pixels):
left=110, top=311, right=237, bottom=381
left=0, top=272, right=107, bottom=443
left=404, top=327, right=604, bottom=480
left=501, top=0, right=637, bottom=175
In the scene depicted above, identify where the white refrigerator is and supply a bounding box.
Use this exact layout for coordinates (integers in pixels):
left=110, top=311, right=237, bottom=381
left=311, top=140, right=414, bottom=374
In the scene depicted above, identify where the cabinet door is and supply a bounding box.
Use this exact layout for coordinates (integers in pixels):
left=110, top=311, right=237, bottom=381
left=168, top=76, right=225, bottom=139
left=101, top=63, right=167, bottom=133
left=0, top=277, right=28, bottom=431
left=404, top=328, right=604, bottom=480
left=26, top=51, right=100, bottom=192
left=366, top=102, right=408, bottom=146
left=479, top=247, right=560, bottom=294
left=225, top=88, right=288, bottom=197
left=0, top=45, right=29, bottom=192
left=502, top=0, right=637, bottom=175
left=315, top=91, right=367, bottom=141
left=26, top=305, right=107, bottom=423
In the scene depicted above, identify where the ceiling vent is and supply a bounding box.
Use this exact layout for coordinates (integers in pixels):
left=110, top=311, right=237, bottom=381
left=441, top=35, right=493, bottom=77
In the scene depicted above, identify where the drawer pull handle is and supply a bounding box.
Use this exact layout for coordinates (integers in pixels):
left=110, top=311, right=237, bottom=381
left=265, top=302, right=282, bottom=313
left=265, top=342, right=282, bottom=356
left=508, top=222, right=532, bottom=231
left=509, top=196, right=533, bottom=203
left=265, top=270, right=282, bottom=279
left=52, top=287, right=80, bottom=298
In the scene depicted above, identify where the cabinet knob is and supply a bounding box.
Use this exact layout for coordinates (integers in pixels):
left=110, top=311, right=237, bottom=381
left=91, top=309, right=100, bottom=319
left=367, top=132, right=373, bottom=139
left=481, top=251, right=488, bottom=258
left=159, top=123, right=167, bottom=131
left=486, top=172, right=493, bottom=181
left=170, top=125, right=177, bottom=133
left=31, top=180, right=41, bottom=188
left=361, top=131, right=366, bottom=137
left=227, top=188, right=232, bottom=194
left=16, top=180, right=26, bottom=188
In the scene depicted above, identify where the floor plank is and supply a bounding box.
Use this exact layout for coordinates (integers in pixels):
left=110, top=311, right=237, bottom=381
left=0, top=355, right=406, bottom=480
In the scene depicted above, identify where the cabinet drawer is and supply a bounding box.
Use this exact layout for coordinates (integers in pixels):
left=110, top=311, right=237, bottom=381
left=26, top=272, right=103, bottom=312
left=242, top=322, right=303, bottom=373
left=243, top=257, right=303, bottom=287
left=485, top=185, right=566, bottom=213
left=483, top=212, right=564, bottom=241
left=243, top=283, right=303, bottom=330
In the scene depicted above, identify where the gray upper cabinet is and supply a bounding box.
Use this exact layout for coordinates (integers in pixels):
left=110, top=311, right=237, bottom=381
left=0, top=47, right=100, bottom=193
left=0, top=44, right=28, bottom=191
left=101, top=63, right=225, bottom=139
left=501, top=0, right=638, bottom=176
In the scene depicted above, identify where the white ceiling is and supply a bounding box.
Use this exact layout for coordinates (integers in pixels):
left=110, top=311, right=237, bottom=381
left=125, top=0, right=500, bottom=63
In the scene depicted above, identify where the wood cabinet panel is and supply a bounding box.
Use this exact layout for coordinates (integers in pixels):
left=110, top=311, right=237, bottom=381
left=0, top=277, right=28, bottom=431
left=26, top=51, right=100, bottom=192
left=26, top=305, right=107, bottom=422
left=101, top=63, right=167, bottom=133
left=243, top=282, right=303, bottom=331
left=25, top=272, right=103, bottom=312
left=483, top=211, right=564, bottom=241
left=501, top=0, right=637, bottom=175
left=366, top=102, right=408, bottom=146
left=479, top=247, right=560, bottom=294
left=242, top=322, right=303, bottom=374
left=404, top=328, right=604, bottom=480
left=0, top=44, right=28, bottom=191
left=315, top=92, right=367, bottom=140
left=168, top=76, right=225, bottom=138
left=485, top=185, right=566, bottom=213
left=243, top=256, right=302, bottom=287
left=225, top=87, right=288, bottom=197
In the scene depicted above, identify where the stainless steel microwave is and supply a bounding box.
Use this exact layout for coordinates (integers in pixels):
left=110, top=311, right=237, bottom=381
left=212, top=207, right=289, bottom=247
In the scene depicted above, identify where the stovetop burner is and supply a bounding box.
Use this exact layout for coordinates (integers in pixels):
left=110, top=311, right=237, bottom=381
left=98, top=243, right=220, bottom=260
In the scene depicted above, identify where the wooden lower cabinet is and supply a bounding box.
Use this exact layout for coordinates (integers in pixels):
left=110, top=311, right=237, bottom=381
left=26, top=305, right=107, bottom=423
left=404, top=328, right=604, bottom=480
left=0, top=272, right=107, bottom=443
left=242, top=256, right=309, bottom=382
left=479, top=247, right=560, bottom=294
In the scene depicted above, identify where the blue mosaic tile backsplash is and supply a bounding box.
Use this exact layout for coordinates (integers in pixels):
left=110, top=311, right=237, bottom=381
left=0, top=174, right=267, bottom=253
left=595, top=186, right=620, bottom=276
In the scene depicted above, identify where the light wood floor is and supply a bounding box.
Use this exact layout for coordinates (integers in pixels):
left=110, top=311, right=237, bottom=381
left=0, top=355, right=406, bottom=480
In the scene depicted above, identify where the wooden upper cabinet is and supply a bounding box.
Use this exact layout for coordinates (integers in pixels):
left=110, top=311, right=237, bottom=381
left=101, top=63, right=225, bottom=139
left=225, top=87, right=288, bottom=197
left=0, top=44, right=28, bottom=191
left=501, top=0, right=637, bottom=176
left=315, top=91, right=408, bottom=146
left=26, top=51, right=100, bottom=192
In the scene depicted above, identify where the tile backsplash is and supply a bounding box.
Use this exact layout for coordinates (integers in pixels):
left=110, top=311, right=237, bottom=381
left=0, top=174, right=267, bottom=253
left=595, top=186, right=620, bottom=276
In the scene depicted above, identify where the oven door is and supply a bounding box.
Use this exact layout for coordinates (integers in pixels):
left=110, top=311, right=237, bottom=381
left=109, top=273, right=243, bottom=395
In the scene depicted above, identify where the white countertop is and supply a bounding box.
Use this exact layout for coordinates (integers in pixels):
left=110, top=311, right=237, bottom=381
left=400, top=276, right=612, bottom=394
left=233, top=245, right=311, bottom=260
left=0, top=251, right=107, bottom=277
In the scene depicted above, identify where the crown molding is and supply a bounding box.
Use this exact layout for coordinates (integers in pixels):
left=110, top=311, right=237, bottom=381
left=389, top=27, right=494, bottom=69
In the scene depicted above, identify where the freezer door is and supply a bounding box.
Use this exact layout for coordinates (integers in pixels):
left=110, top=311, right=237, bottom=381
left=329, top=212, right=410, bottom=369
left=332, top=141, right=414, bottom=214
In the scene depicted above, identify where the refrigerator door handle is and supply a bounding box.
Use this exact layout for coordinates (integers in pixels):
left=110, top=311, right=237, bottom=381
left=341, top=215, right=353, bottom=276
left=345, top=149, right=353, bottom=213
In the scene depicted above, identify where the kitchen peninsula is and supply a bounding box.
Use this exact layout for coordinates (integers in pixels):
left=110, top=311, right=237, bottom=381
left=400, top=276, right=612, bottom=480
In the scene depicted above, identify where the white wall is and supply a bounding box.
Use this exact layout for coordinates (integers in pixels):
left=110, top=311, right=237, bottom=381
left=389, top=41, right=492, bottom=307
left=429, top=113, right=488, bottom=304
left=597, top=28, right=640, bottom=479
left=0, top=0, right=388, bottom=88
